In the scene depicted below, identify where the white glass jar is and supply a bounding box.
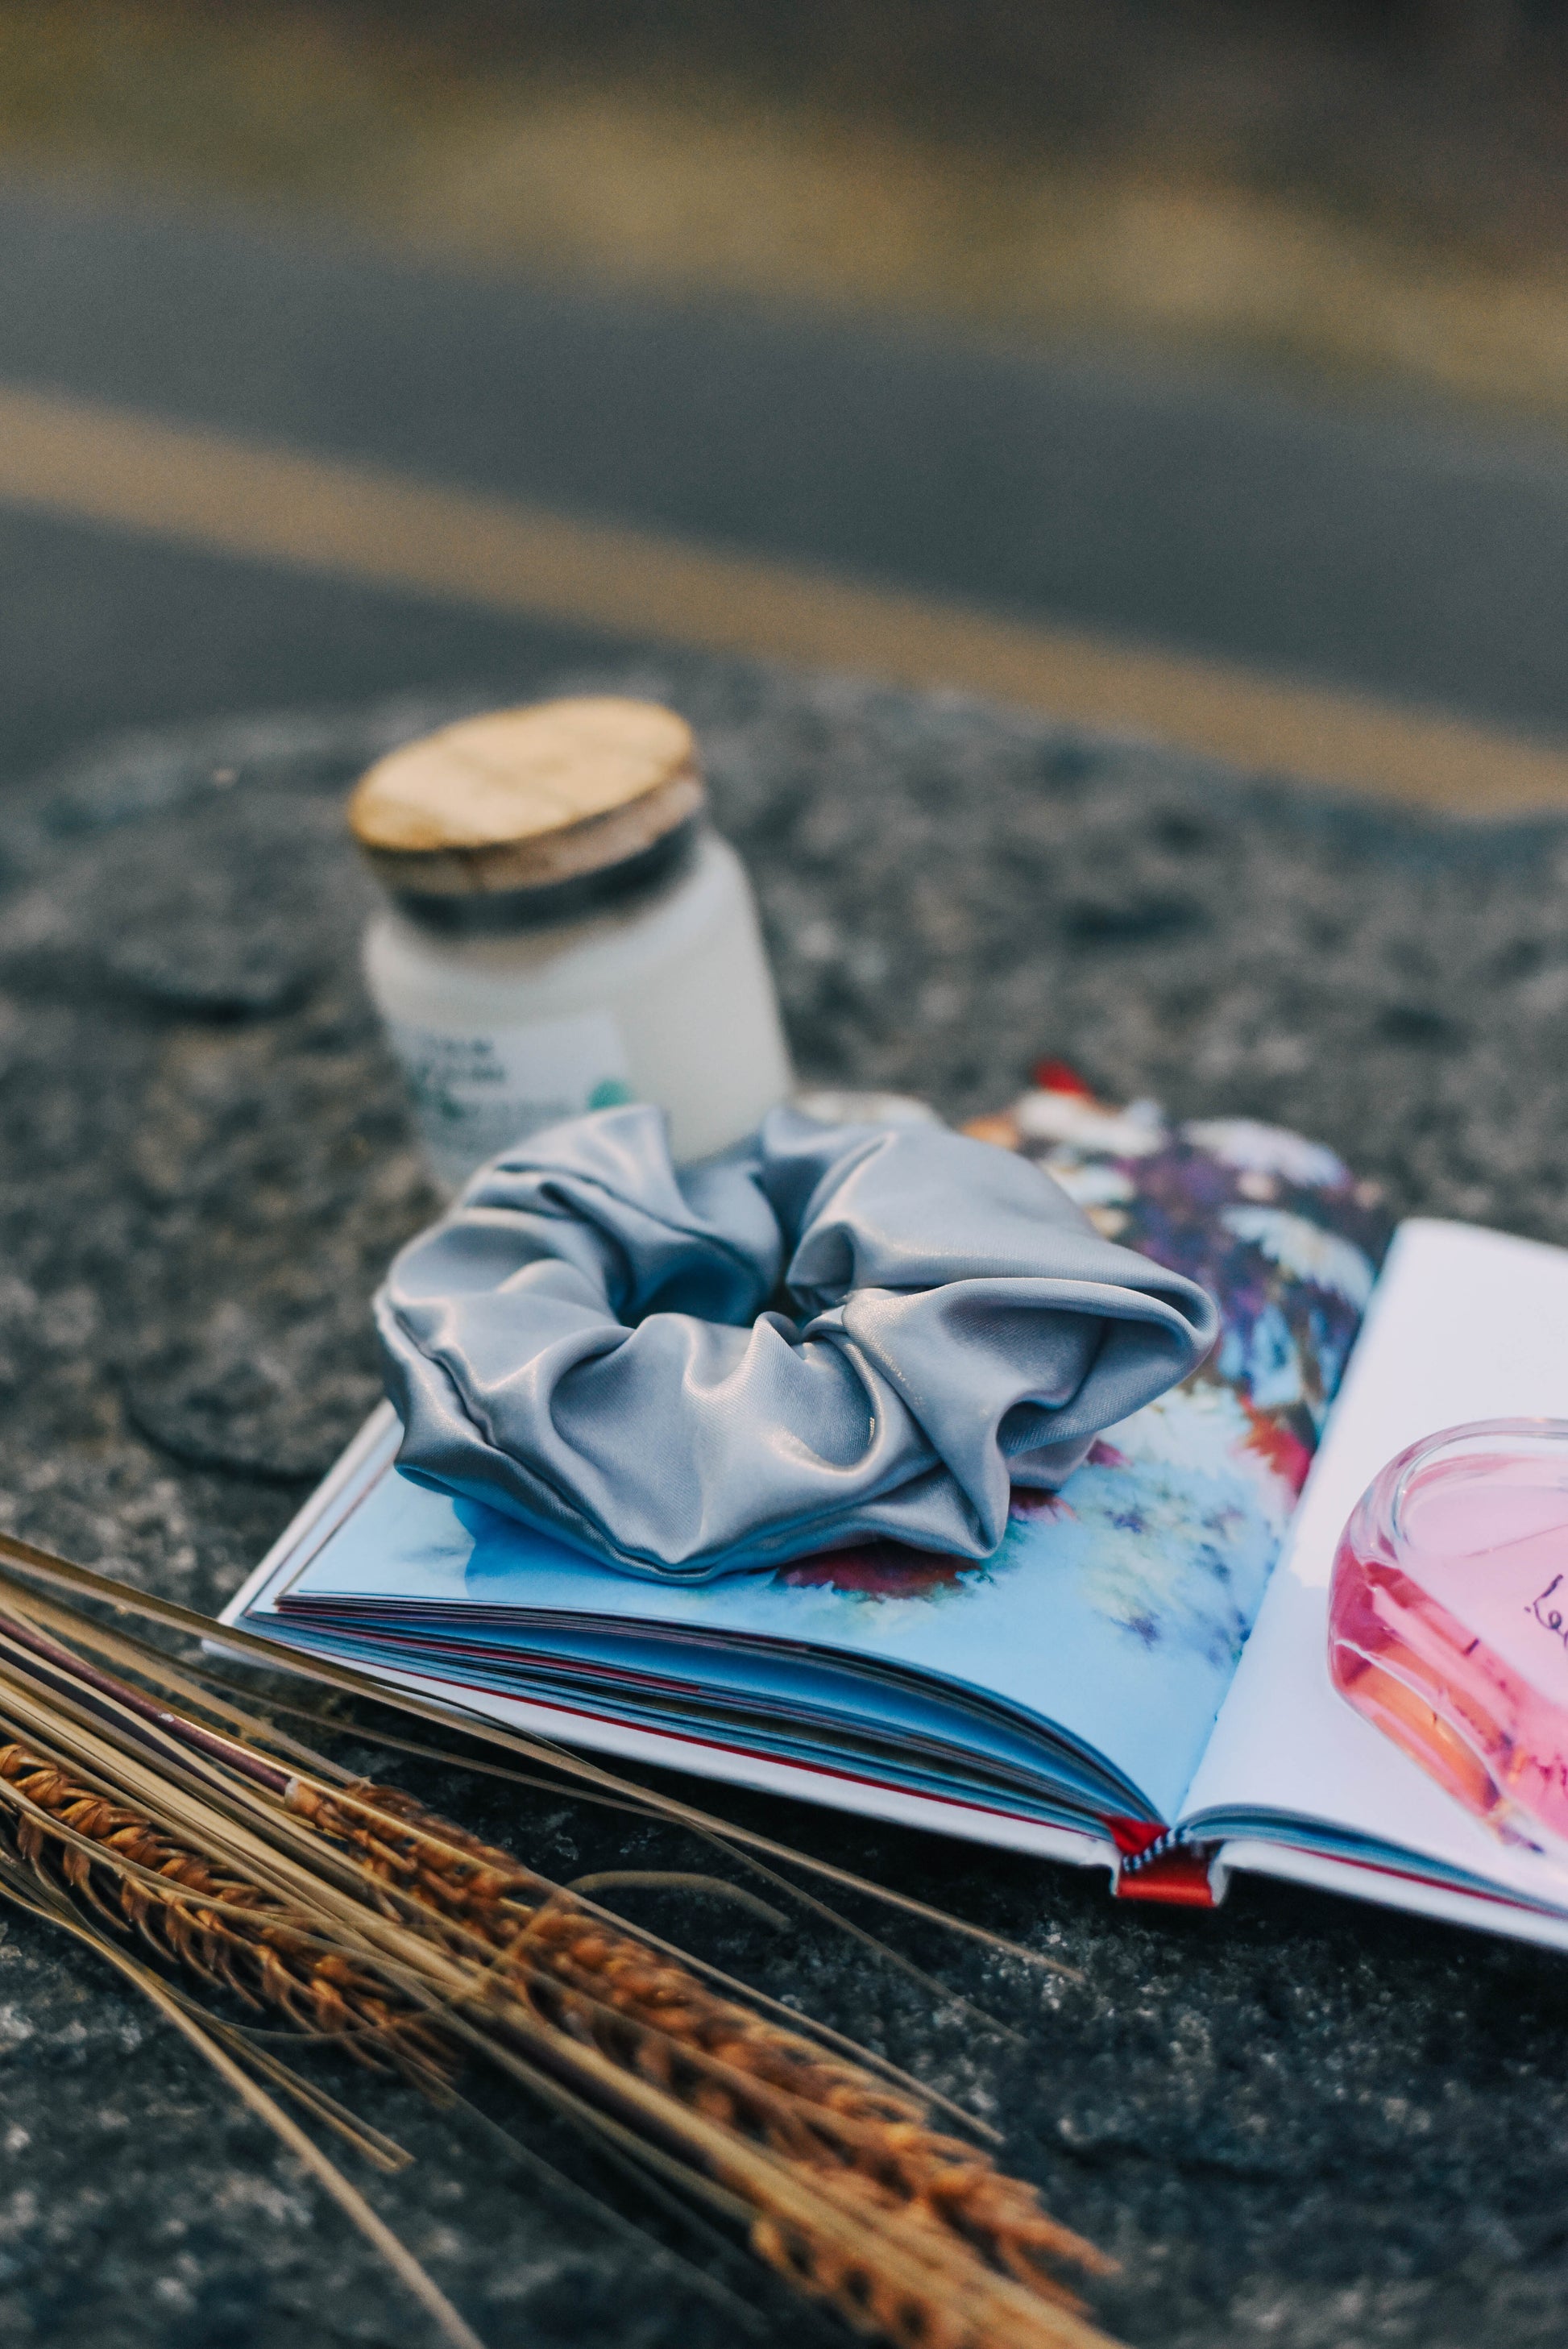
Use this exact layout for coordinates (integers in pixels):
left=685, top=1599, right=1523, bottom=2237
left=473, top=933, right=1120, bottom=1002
left=351, top=699, right=794, bottom=1189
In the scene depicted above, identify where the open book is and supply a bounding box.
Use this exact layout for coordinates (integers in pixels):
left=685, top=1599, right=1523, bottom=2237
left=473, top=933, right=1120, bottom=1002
left=223, top=1090, right=1568, bottom=1950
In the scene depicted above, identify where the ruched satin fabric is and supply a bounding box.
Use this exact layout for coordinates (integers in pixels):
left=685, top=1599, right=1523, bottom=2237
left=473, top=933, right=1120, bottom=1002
left=375, top=1103, right=1219, bottom=1581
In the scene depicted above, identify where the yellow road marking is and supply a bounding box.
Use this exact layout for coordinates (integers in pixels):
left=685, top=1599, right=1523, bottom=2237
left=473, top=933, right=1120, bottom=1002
left=2, top=380, right=1564, bottom=813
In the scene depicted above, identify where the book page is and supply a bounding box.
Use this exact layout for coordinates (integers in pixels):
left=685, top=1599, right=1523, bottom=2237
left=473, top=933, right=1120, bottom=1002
left=1181, top=1219, right=1568, bottom=1916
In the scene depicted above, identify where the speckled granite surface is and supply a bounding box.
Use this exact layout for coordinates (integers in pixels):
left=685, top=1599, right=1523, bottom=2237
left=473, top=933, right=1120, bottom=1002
left=1, top=661, right=1567, bottom=2349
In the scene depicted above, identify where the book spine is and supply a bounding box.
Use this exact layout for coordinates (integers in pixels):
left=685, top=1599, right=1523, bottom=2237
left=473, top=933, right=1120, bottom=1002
left=1114, top=1828, right=1223, bottom=1907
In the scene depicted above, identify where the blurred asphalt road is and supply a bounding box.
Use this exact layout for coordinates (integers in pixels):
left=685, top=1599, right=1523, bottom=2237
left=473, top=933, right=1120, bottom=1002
left=3, top=182, right=1568, bottom=785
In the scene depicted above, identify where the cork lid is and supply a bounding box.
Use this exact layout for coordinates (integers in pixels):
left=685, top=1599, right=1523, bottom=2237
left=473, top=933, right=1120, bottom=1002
left=348, top=697, right=704, bottom=898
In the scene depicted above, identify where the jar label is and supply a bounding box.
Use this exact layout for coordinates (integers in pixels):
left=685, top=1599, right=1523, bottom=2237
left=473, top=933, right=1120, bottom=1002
left=386, top=1012, right=634, bottom=1188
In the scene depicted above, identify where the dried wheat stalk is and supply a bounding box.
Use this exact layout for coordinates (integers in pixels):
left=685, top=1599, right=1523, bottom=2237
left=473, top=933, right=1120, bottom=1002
left=289, top=1774, right=1112, bottom=2302
left=0, top=1543, right=1124, bottom=2349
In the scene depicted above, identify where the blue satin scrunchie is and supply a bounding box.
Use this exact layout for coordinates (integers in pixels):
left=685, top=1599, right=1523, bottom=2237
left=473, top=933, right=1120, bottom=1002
left=375, top=1103, right=1218, bottom=1581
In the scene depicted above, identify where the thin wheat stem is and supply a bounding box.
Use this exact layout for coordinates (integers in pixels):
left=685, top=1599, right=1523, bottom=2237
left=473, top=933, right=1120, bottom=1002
left=0, top=1852, right=483, bottom=2349
left=0, top=1585, right=363, bottom=1782
left=0, top=1542, right=1080, bottom=1980
left=565, top=1869, right=792, bottom=1928
left=179, top=2008, right=417, bottom=2172
left=0, top=1608, right=289, bottom=1791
